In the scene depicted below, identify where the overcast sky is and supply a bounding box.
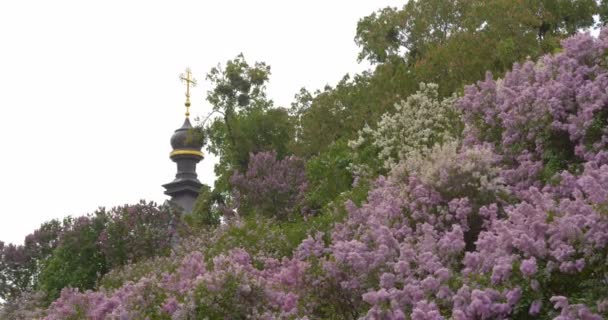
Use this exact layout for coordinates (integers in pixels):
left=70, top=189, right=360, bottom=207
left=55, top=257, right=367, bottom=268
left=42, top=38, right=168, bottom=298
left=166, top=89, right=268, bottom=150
left=0, top=0, right=400, bottom=245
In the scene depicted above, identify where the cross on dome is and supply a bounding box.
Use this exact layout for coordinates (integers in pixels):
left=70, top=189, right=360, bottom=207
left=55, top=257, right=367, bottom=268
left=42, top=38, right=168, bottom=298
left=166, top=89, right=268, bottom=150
left=179, top=67, right=197, bottom=117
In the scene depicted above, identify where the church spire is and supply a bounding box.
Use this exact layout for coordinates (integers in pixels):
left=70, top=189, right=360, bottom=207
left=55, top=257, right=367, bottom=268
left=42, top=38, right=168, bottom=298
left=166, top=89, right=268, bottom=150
left=163, top=68, right=204, bottom=213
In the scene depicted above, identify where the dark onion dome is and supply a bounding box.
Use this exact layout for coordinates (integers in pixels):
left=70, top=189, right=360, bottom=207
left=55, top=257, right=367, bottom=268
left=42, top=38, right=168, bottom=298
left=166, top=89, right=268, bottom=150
left=169, top=118, right=204, bottom=157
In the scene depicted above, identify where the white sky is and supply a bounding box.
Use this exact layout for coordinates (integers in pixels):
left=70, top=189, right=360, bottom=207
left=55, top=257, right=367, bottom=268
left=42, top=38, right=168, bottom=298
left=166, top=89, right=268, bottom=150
left=0, top=0, right=400, bottom=245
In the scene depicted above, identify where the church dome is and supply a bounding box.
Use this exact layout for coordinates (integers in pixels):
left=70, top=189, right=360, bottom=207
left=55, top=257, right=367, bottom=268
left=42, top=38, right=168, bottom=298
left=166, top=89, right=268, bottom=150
left=170, top=118, right=204, bottom=151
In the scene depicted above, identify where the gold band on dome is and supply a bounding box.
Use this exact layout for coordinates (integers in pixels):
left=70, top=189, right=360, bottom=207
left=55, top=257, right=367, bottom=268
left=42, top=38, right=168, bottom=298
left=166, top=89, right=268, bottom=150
left=170, top=149, right=204, bottom=157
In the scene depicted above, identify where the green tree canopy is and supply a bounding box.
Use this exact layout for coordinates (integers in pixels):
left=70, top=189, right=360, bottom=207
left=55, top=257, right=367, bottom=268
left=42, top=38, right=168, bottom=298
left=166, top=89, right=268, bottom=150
left=202, top=54, right=294, bottom=194
left=292, top=0, right=600, bottom=158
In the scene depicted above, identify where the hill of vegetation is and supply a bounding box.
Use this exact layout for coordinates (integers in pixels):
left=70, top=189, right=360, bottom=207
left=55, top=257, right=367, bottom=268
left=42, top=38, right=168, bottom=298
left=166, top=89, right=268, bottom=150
left=2, top=1, right=608, bottom=319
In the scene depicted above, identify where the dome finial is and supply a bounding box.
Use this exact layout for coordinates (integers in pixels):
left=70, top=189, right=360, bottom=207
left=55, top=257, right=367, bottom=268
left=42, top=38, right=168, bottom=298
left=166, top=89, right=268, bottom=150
left=179, top=67, right=197, bottom=117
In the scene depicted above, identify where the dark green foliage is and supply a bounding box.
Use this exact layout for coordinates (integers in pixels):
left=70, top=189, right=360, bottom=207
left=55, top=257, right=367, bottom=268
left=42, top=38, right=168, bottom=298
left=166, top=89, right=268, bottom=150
left=540, top=130, right=582, bottom=183
left=292, top=71, right=415, bottom=158
left=38, top=214, right=108, bottom=302
left=204, top=212, right=342, bottom=261
left=204, top=53, right=273, bottom=169
left=305, top=139, right=354, bottom=211
left=206, top=106, right=295, bottom=202
left=229, top=107, right=294, bottom=171
left=185, top=184, right=222, bottom=228
left=2, top=203, right=183, bottom=303
left=584, top=108, right=608, bottom=148
left=601, top=0, right=608, bottom=25
left=0, top=220, right=62, bottom=301
left=356, top=0, right=598, bottom=67
left=206, top=53, right=271, bottom=114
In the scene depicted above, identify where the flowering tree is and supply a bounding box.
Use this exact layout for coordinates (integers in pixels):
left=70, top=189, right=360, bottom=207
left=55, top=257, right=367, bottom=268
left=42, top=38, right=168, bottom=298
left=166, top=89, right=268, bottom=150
left=0, top=202, right=183, bottom=308
left=350, top=83, right=462, bottom=171
left=39, top=202, right=184, bottom=301
left=99, top=201, right=186, bottom=269
left=230, top=151, right=308, bottom=220
left=458, top=30, right=608, bottom=192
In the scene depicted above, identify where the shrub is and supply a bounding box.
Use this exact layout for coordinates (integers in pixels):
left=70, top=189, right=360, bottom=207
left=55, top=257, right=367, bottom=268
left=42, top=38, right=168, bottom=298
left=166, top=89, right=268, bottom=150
left=231, top=151, right=308, bottom=220
left=99, top=201, right=183, bottom=269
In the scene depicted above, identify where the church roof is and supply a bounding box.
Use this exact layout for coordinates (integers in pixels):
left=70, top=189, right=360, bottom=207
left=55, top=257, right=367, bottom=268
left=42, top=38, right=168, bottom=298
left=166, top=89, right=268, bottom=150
left=170, top=117, right=203, bottom=152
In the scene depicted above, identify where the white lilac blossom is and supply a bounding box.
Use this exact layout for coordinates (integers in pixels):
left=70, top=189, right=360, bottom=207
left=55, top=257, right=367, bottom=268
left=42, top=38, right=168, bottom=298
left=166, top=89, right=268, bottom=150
left=349, top=83, right=461, bottom=171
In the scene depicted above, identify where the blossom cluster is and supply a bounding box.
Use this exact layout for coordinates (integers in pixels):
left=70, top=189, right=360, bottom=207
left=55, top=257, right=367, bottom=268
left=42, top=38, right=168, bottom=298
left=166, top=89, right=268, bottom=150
left=458, top=29, right=608, bottom=192
left=321, top=152, right=607, bottom=319
left=43, top=248, right=309, bottom=319
left=231, top=151, right=308, bottom=220
left=349, top=83, right=461, bottom=170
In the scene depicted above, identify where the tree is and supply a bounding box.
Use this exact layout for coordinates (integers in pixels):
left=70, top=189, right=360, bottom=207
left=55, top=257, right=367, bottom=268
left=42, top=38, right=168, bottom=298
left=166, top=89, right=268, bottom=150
left=99, top=202, right=183, bottom=269
left=202, top=54, right=294, bottom=194
left=292, top=0, right=599, bottom=161
left=0, top=220, right=62, bottom=301
left=304, top=139, right=354, bottom=212
left=356, top=1, right=469, bottom=64
left=38, top=214, right=107, bottom=302
left=205, top=53, right=272, bottom=151
left=352, top=0, right=599, bottom=98
left=293, top=71, right=416, bottom=158
left=350, top=83, right=461, bottom=171
left=601, top=0, right=608, bottom=25
left=0, top=202, right=183, bottom=304
left=356, top=0, right=598, bottom=66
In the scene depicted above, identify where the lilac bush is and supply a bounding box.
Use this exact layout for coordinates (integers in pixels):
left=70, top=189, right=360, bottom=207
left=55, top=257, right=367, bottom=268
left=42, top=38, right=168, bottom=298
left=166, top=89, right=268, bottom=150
left=231, top=151, right=308, bottom=220
left=0, top=202, right=184, bottom=316
left=43, top=249, right=310, bottom=319
left=318, top=157, right=607, bottom=319
left=0, top=290, right=47, bottom=319
left=99, top=201, right=184, bottom=269
left=458, top=29, right=608, bottom=192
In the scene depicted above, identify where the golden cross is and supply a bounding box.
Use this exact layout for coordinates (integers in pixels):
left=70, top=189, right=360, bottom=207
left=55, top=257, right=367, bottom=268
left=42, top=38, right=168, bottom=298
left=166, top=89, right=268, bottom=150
left=179, top=67, right=197, bottom=117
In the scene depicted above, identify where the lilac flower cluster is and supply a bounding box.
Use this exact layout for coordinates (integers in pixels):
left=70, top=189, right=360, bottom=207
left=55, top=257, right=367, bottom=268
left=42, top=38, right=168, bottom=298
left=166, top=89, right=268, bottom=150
left=458, top=29, right=608, bottom=193
left=315, top=162, right=607, bottom=318
left=231, top=151, right=308, bottom=220
left=44, top=249, right=310, bottom=319
left=99, top=201, right=183, bottom=269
